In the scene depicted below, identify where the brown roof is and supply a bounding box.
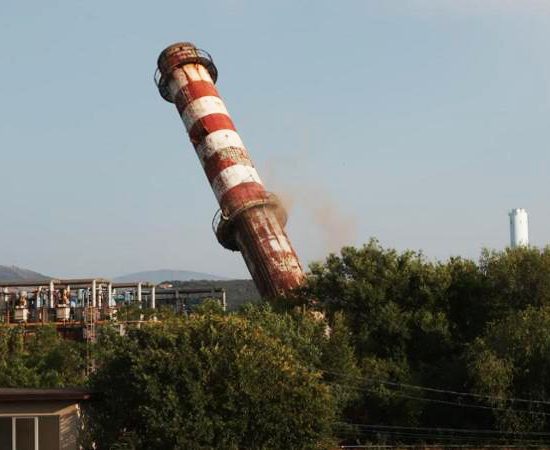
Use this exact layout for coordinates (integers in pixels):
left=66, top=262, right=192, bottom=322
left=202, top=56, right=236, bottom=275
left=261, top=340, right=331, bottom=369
left=0, top=388, right=94, bottom=403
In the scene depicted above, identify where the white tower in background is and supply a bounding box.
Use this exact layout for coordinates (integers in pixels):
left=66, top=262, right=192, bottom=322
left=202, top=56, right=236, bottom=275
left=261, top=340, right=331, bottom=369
left=509, top=208, right=529, bottom=248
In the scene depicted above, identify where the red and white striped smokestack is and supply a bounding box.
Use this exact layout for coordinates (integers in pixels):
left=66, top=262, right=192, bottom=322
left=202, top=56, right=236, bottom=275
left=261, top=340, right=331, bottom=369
left=155, top=42, right=305, bottom=298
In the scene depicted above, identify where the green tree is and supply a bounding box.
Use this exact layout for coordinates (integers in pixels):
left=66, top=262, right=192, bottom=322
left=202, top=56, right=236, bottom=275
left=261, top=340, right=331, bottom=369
left=468, top=306, right=550, bottom=432
left=305, top=240, right=458, bottom=426
left=0, top=324, right=86, bottom=387
left=444, top=256, right=486, bottom=343
left=480, top=247, right=550, bottom=322
left=87, top=312, right=335, bottom=449
left=238, top=304, right=361, bottom=421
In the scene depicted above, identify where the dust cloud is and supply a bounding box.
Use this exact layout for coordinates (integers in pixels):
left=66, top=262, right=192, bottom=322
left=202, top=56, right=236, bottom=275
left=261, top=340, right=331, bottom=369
left=268, top=177, right=358, bottom=255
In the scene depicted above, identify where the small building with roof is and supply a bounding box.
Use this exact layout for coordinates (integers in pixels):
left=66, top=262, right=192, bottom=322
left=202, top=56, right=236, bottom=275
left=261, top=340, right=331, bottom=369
left=0, top=388, right=93, bottom=450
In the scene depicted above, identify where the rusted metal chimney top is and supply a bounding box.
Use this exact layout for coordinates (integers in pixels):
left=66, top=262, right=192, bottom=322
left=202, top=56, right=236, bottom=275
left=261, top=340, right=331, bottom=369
left=155, top=42, right=218, bottom=102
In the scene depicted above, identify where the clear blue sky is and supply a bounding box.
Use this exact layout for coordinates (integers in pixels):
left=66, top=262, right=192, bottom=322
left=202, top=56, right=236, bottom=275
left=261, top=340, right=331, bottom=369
left=1, top=0, right=549, bottom=279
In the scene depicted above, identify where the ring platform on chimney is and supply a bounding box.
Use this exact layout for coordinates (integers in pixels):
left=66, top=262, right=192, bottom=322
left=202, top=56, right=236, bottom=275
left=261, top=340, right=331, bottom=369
left=154, top=42, right=218, bottom=102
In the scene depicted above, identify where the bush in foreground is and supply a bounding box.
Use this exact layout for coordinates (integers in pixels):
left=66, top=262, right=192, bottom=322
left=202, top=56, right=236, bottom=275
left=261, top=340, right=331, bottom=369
left=86, top=311, right=335, bottom=449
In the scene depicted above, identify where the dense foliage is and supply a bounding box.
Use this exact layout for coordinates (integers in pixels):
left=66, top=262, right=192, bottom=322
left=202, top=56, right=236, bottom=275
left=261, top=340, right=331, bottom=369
left=3, top=241, right=550, bottom=447
left=304, top=240, right=550, bottom=444
left=0, top=325, right=86, bottom=387
left=86, top=307, right=337, bottom=449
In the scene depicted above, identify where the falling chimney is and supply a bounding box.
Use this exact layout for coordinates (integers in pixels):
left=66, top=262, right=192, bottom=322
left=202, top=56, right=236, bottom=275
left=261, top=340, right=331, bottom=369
left=155, top=42, right=305, bottom=298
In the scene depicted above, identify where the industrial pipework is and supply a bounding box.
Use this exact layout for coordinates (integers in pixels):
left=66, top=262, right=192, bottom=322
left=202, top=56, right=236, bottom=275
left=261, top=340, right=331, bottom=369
left=155, top=42, right=305, bottom=298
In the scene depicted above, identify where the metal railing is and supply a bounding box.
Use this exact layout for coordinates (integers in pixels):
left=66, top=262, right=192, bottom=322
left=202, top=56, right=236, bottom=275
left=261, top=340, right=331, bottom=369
left=154, top=46, right=218, bottom=102
left=211, top=192, right=287, bottom=250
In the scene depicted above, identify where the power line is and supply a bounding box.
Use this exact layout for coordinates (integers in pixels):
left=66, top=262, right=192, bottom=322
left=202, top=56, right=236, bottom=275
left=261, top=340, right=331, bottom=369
left=334, top=425, right=550, bottom=445
left=325, top=381, right=550, bottom=417
left=334, top=427, right=547, bottom=445
left=321, top=368, right=550, bottom=408
left=333, top=422, right=550, bottom=437
left=337, top=446, right=547, bottom=449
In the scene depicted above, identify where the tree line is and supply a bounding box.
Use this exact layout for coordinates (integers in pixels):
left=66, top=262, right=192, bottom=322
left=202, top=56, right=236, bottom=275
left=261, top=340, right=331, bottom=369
left=2, top=240, right=550, bottom=448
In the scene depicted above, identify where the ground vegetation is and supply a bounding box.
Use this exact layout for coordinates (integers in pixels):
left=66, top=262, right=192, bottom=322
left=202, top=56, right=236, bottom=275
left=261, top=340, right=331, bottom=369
left=3, top=241, right=550, bottom=447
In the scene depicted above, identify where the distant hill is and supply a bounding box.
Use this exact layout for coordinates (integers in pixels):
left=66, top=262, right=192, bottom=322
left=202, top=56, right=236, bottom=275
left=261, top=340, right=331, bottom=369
left=0, top=265, right=49, bottom=282
left=113, top=270, right=227, bottom=284
left=171, top=279, right=261, bottom=311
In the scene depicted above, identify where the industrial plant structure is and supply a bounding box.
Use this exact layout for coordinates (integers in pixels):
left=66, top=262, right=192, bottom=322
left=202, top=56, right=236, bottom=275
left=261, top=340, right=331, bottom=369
left=0, top=278, right=225, bottom=339
left=509, top=208, right=529, bottom=248
left=155, top=42, right=305, bottom=298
